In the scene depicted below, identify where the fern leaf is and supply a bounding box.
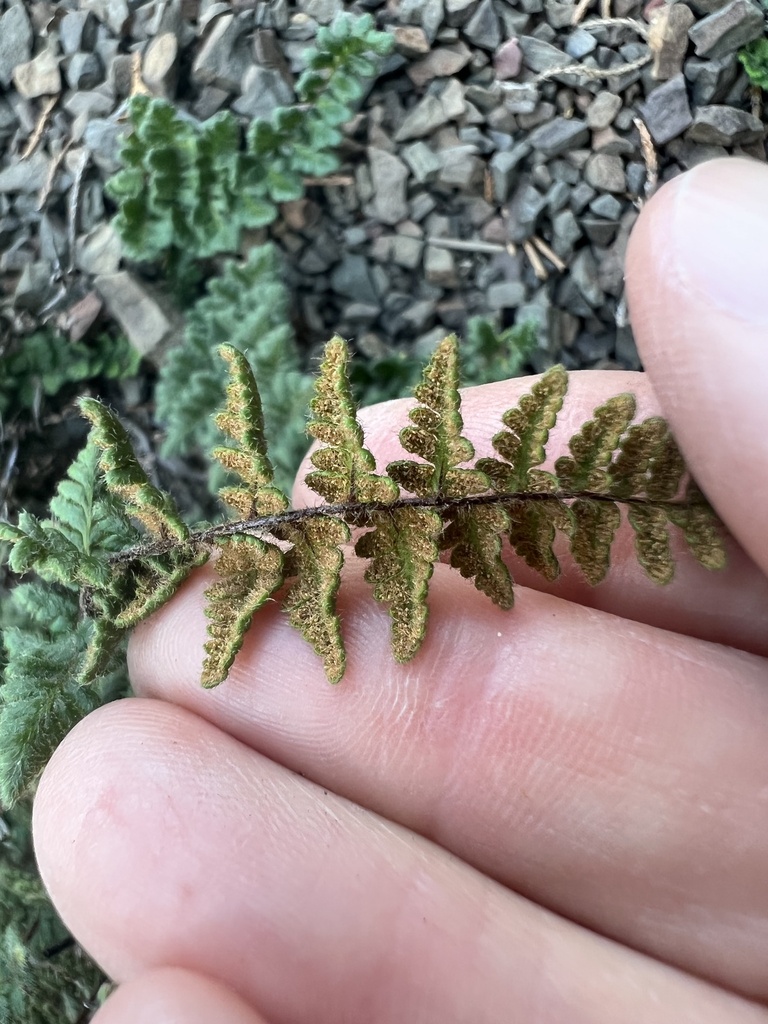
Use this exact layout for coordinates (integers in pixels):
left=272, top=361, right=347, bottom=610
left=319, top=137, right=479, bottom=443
left=201, top=537, right=285, bottom=687
left=555, top=393, right=636, bottom=493
left=387, top=335, right=488, bottom=498
left=477, top=364, right=568, bottom=492
left=506, top=500, right=573, bottom=581
left=355, top=507, right=442, bottom=661
left=80, top=398, right=188, bottom=542
left=441, top=505, right=515, bottom=608
left=570, top=498, right=622, bottom=584
left=646, top=431, right=686, bottom=501
left=277, top=517, right=349, bottom=683
left=305, top=337, right=398, bottom=505
left=212, top=345, right=290, bottom=518
left=626, top=504, right=674, bottom=584
left=668, top=482, right=727, bottom=571
left=607, top=416, right=670, bottom=499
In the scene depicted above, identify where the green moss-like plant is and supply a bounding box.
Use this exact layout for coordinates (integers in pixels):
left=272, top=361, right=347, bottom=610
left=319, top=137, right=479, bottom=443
left=739, top=37, right=768, bottom=90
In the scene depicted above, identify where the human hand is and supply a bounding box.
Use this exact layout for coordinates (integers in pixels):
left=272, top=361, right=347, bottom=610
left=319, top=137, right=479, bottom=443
left=34, top=156, right=768, bottom=1024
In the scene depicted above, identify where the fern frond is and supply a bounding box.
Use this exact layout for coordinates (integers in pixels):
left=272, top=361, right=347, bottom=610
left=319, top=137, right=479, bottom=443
left=387, top=335, right=488, bottom=499
left=305, top=336, right=398, bottom=505
left=277, top=517, right=350, bottom=683
left=202, top=537, right=285, bottom=687
left=355, top=507, right=442, bottom=662
left=212, top=344, right=290, bottom=518
left=80, top=399, right=188, bottom=542
left=440, top=504, right=515, bottom=608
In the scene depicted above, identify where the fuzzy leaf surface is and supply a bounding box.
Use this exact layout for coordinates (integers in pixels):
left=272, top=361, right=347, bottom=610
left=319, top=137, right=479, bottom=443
left=441, top=505, right=515, bottom=608
left=356, top=507, right=442, bottom=662
left=555, top=393, right=636, bottom=493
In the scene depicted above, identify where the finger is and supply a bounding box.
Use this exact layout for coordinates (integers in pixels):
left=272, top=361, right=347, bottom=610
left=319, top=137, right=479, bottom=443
left=292, top=371, right=768, bottom=657
left=130, top=563, right=768, bottom=999
left=626, top=156, right=768, bottom=579
left=34, top=699, right=768, bottom=1024
left=93, top=968, right=271, bottom=1024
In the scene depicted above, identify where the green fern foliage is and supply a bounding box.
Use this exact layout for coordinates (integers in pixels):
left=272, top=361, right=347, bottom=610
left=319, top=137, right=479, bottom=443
left=739, top=37, right=768, bottom=90
left=0, top=330, right=140, bottom=417
left=154, top=244, right=311, bottom=494
left=106, top=13, right=393, bottom=264
left=2, top=338, right=727, bottom=698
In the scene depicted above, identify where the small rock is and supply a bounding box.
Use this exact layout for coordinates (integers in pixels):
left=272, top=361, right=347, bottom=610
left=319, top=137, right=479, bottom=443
left=331, top=254, right=379, bottom=304
left=395, top=79, right=466, bottom=141
left=233, top=66, right=294, bottom=118
left=13, top=48, right=61, bottom=98
left=527, top=116, right=589, bottom=157
left=0, top=3, right=33, bottom=88
left=76, top=223, right=122, bottom=276
left=14, top=260, right=54, bottom=312
left=84, top=119, right=124, bottom=174
left=445, top=0, right=478, bottom=27
left=552, top=208, right=583, bottom=256
left=570, top=247, right=604, bottom=308
left=0, top=151, right=50, bottom=193
left=487, top=281, right=526, bottom=308
left=589, top=193, right=623, bottom=219
left=58, top=292, right=103, bottom=343
left=463, top=0, right=501, bottom=50
left=435, top=145, right=484, bottom=190
left=400, top=0, right=445, bottom=41
left=506, top=182, right=548, bottom=242
left=591, top=127, right=635, bottom=156
left=368, top=148, right=410, bottom=224
left=684, top=54, right=740, bottom=104
left=569, top=180, right=596, bottom=212
left=500, top=81, right=539, bottom=114
left=440, top=77, right=467, bottom=118
left=399, top=298, right=436, bottom=331
left=638, top=74, right=693, bottom=144
left=394, top=25, right=431, bottom=56
left=192, top=14, right=250, bottom=91
left=586, top=91, right=622, bottom=129
left=65, top=52, right=103, bottom=91
left=142, top=32, right=179, bottom=99
left=686, top=105, right=764, bottom=145
left=95, top=273, right=172, bottom=355
left=424, top=245, right=458, bottom=286
left=401, top=141, right=441, bottom=182
left=493, top=37, right=522, bottom=79
left=391, top=234, right=425, bottom=269
left=83, top=0, right=130, bottom=35
left=518, top=35, right=571, bottom=75
left=564, top=27, right=597, bottom=60
left=581, top=217, right=619, bottom=246
left=545, top=180, right=570, bottom=213
left=301, top=0, right=343, bottom=22
left=407, top=42, right=472, bottom=86
left=688, top=0, right=765, bottom=59
left=488, top=146, right=527, bottom=202
left=646, top=3, right=695, bottom=79
left=59, top=10, right=96, bottom=55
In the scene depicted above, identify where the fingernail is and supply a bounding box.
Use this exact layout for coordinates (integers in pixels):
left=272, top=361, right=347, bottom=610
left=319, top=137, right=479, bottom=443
left=667, top=157, right=768, bottom=328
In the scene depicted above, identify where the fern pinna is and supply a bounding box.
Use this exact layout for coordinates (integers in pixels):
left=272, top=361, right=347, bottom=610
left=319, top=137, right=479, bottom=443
left=0, top=337, right=725, bottom=800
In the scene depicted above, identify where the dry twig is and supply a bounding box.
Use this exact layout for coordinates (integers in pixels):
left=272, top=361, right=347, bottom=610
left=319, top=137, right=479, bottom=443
left=523, top=239, right=548, bottom=281
left=21, top=96, right=57, bottom=160
left=632, top=116, right=658, bottom=204
left=531, top=235, right=567, bottom=273
left=37, top=138, right=72, bottom=211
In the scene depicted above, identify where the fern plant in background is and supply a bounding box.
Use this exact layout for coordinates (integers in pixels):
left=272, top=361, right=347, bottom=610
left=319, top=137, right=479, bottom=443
left=106, top=12, right=394, bottom=269
left=739, top=37, right=768, bottom=90
left=155, top=245, right=312, bottom=494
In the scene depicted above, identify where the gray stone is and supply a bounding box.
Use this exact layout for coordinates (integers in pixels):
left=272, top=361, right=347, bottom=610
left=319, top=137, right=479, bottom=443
left=440, top=77, right=467, bottom=119
left=14, top=261, right=54, bottom=312
left=591, top=127, right=634, bottom=156
left=401, top=141, right=441, bottom=183
left=391, top=234, right=425, bottom=269
left=400, top=0, right=445, bottom=41
left=487, top=281, right=526, bottom=308
left=95, top=273, right=172, bottom=355
left=407, top=43, right=472, bottom=87
left=489, top=147, right=527, bottom=202
left=589, top=193, right=623, bottom=219
left=506, top=182, right=547, bottom=242
left=639, top=74, right=692, bottom=144
left=0, top=3, right=33, bottom=87
left=233, top=66, right=294, bottom=117
left=545, top=180, right=570, bottom=213
left=564, top=27, right=597, bottom=60
left=445, top=0, right=477, bottom=27
left=142, top=32, right=179, bottom=99
left=424, top=245, right=458, bottom=286
left=435, top=145, right=484, bottom=190
left=586, top=91, right=622, bottom=129
left=66, top=52, right=103, bottom=91
left=84, top=119, right=124, bottom=173
left=688, top=0, right=765, bottom=59
left=331, top=254, right=379, bottom=304
left=0, top=151, right=50, bottom=193
left=500, top=82, right=539, bottom=114
left=570, top=247, right=604, bottom=308
left=399, top=298, right=436, bottom=331
left=192, top=14, right=250, bottom=91
left=684, top=54, right=740, bottom=104
left=625, top=161, right=646, bottom=195
left=518, top=35, right=574, bottom=78
left=518, top=101, right=556, bottom=131
left=301, top=0, right=343, bottom=23
left=64, top=89, right=114, bottom=120
left=395, top=95, right=449, bottom=141
left=646, top=3, right=695, bottom=79
left=0, top=97, right=16, bottom=138
left=83, top=0, right=130, bottom=35
left=686, top=105, right=764, bottom=145
left=341, top=301, right=380, bottom=323
left=581, top=217, right=619, bottom=246
left=569, top=180, right=596, bottom=212
left=584, top=152, right=626, bottom=193
left=60, top=11, right=96, bottom=55
left=13, top=48, right=62, bottom=98
left=393, top=25, right=431, bottom=57
left=527, top=116, right=589, bottom=157
left=462, top=0, right=501, bottom=50
left=76, top=223, right=122, bottom=276
left=368, top=148, right=410, bottom=224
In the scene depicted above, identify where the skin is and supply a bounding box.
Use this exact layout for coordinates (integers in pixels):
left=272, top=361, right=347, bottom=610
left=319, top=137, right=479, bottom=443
left=33, top=155, right=768, bottom=1023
